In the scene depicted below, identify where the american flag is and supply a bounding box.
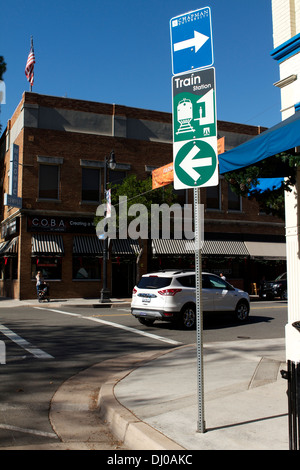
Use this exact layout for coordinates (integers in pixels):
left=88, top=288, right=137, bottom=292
left=25, top=41, right=35, bottom=87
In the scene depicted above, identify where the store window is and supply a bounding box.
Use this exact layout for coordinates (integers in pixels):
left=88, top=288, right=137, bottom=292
left=0, top=257, right=18, bottom=280
left=228, top=184, right=242, bottom=211
left=72, top=256, right=101, bottom=280
left=109, top=170, right=126, bottom=185
left=82, top=168, right=101, bottom=202
left=39, top=164, right=60, bottom=200
left=206, top=185, right=221, bottom=210
left=173, top=188, right=187, bottom=207
left=31, top=257, right=62, bottom=280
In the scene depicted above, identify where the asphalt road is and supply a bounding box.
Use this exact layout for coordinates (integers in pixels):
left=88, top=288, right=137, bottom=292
left=0, top=299, right=287, bottom=449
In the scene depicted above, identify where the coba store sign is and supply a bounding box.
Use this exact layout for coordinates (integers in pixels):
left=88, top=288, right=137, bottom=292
left=27, top=216, right=95, bottom=233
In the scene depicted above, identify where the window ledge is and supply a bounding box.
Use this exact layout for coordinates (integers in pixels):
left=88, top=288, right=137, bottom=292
left=80, top=200, right=101, bottom=205
left=36, top=198, right=61, bottom=203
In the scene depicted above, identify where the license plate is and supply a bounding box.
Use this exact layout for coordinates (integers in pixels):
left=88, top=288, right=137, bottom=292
left=142, top=298, right=151, bottom=303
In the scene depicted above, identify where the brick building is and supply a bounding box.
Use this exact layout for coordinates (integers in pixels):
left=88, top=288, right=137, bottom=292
left=0, top=92, right=286, bottom=299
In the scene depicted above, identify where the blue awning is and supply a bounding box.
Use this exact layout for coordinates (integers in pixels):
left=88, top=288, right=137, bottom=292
left=219, top=111, right=300, bottom=174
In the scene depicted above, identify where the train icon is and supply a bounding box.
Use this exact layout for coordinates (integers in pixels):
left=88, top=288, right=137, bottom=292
left=176, top=98, right=195, bottom=135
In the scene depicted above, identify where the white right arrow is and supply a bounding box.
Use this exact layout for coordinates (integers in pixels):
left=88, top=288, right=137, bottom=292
left=179, top=145, right=212, bottom=181
left=174, top=30, right=209, bottom=53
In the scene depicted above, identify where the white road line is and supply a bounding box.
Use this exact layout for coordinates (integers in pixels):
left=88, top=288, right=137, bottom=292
left=35, top=307, right=182, bottom=346
left=0, top=324, right=54, bottom=359
left=0, top=423, right=57, bottom=438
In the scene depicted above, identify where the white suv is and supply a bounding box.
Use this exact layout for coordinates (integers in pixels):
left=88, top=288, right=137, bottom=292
left=131, top=270, right=250, bottom=329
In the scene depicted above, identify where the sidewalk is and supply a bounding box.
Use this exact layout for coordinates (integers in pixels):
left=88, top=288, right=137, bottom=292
left=0, top=296, right=131, bottom=308
left=100, top=339, right=289, bottom=450
left=0, top=296, right=290, bottom=450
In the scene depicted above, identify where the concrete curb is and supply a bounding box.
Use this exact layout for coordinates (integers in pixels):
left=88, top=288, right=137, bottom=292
left=0, top=298, right=131, bottom=309
left=97, top=348, right=187, bottom=450
left=49, top=348, right=186, bottom=450
left=99, top=373, right=185, bottom=450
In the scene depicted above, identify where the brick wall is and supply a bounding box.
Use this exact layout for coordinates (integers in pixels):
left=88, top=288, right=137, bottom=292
left=0, top=92, right=286, bottom=299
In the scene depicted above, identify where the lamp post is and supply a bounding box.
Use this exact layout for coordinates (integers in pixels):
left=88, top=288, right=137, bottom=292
left=100, top=150, right=116, bottom=303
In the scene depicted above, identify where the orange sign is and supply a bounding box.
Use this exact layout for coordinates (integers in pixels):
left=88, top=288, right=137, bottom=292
left=217, top=136, right=225, bottom=155
left=152, top=162, right=174, bottom=189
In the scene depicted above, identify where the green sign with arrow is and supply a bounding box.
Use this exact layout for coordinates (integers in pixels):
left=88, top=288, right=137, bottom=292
left=172, top=68, right=218, bottom=189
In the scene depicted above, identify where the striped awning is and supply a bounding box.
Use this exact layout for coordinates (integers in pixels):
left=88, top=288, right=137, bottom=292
left=112, top=239, right=141, bottom=255
left=152, top=239, right=194, bottom=255
left=152, top=239, right=249, bottom=256
left=73, top=236, right=103, bottom=255
left=202, top=240, right=249, bottom=256
left=244, top=241, right=286, bottom=260
left=73, top=236, right=141, bottom=256
left=0, top=236, right=19, bottom=255
left=32, top=234, right=64, bottom=255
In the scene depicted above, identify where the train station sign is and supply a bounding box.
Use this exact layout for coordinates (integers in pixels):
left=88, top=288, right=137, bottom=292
left=172, top=68, right=218, bottom=189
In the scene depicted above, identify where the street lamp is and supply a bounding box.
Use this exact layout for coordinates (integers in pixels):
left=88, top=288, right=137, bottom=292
left=100, top=150, right=116, bottom=303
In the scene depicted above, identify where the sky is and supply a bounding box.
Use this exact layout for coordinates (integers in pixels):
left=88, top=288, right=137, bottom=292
left=0, top=0, right=281, bottom=132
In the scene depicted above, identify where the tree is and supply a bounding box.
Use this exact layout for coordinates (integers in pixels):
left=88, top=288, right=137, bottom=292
left=109, top=174, right=176, bottom=212
left=0, top=56, right=6, bottom=79
left=95, top=174, right=178, bottom=281
left=224, top=151, right=300, bottom=219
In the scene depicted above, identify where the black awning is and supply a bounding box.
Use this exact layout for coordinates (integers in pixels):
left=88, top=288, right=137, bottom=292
left=73, top=236, right=103, bottom=255
left=112, top=239, right=141, bottom=255
left=32, top=234, right=64, bottom=255
left=0, top=237, right=18, bottom=255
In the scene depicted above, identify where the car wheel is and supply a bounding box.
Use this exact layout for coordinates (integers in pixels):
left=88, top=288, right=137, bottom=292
left=180, top=304, right=196, bottom=329
left=138, top=318, right=155, bottom=326
left=235, top=300, right=249, bottom=322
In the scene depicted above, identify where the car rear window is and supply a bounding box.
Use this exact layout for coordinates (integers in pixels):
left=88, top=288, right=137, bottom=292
left=137, top=276, right=172, bottom=289
left=177, top=275, right=195, bottom=288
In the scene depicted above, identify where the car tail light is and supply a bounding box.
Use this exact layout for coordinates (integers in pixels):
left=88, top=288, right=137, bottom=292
left=132, top=287, right=137, bottom=295
left=158, top=289, right=182, bottom=296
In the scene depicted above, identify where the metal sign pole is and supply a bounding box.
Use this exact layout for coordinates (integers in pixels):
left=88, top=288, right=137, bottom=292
left=194, top=187, right=205, bottom=433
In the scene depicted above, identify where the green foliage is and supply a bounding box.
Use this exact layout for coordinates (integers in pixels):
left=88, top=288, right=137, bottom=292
left=94, top=174, right=177, bottom=229
left=0, top=56, right=6, bottom=80
left=109, top=174, right=175, bottom=209
left=224, top=152, right=300, bottom=219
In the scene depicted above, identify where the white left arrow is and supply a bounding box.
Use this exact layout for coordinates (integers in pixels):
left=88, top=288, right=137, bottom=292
left=179, top=145, right=212, bottom=181
left=174, top=30, right=209, bottom=53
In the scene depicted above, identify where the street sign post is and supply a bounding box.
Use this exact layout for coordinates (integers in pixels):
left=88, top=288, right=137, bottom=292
left=170, top=8, right=216, bottom=434
left=172, top=68, right=218, bottom=190
left=170, top=7, right=214, bottom=75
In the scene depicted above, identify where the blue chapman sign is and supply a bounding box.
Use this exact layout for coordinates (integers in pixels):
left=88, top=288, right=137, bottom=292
left=170, top=7, right=214, bottom=75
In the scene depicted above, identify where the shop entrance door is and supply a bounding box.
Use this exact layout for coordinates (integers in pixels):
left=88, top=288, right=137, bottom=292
left=112, top=262, right=135, bottom=298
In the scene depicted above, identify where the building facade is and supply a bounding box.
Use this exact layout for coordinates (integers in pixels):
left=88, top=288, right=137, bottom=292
left=0, top=92, right=286, bottom=299
left=271, top=0, right=300, bottom=364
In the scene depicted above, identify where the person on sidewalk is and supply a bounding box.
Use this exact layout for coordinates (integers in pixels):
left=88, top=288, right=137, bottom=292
left=35, top=271, right=44, bottom=299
